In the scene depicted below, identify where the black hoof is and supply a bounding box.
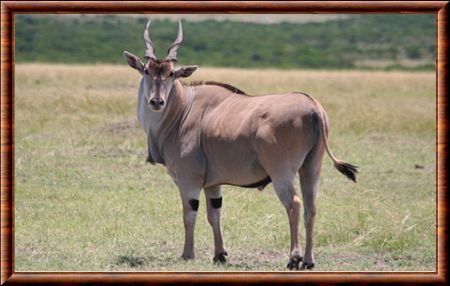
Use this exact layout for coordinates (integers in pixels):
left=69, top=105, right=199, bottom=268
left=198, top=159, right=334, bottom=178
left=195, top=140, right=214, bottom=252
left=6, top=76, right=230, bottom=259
left=181, top=254, right=194, bottom=261
left=213, top=251, right=228, bottom=264
left=287, top=255, right=303, bottom=270
left=300, top=262, right=315, bottom=270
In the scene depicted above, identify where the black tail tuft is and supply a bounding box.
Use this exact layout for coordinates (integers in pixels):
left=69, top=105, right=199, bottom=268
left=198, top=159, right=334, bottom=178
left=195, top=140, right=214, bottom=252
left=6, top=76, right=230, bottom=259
left=334, top=161, right=358, bottom=182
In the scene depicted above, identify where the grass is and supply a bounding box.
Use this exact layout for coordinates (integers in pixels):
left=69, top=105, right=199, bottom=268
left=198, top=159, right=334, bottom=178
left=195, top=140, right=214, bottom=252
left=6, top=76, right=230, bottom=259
left=14, top=64, right=436, bottom=271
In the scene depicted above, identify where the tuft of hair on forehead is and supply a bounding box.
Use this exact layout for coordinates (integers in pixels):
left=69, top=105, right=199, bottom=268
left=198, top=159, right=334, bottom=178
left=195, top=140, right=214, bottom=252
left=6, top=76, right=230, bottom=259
left=146, top=59, right=174, bottom=75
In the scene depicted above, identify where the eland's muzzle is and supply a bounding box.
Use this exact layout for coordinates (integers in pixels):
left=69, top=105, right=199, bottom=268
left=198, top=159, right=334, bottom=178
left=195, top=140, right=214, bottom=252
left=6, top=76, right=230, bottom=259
left=149, top=97, right=165, bottom=111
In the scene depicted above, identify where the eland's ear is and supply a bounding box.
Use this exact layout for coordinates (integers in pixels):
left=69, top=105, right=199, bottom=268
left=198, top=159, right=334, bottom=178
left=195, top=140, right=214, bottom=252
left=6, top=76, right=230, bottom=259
left=173, top=65, right=197, bottom=78
left=123, top=51, right=145, bottom=73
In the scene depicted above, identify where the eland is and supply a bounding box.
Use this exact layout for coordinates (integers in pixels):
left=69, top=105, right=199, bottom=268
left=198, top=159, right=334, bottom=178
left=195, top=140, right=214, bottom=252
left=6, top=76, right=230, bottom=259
left=123, top=20, right=358, bottom=270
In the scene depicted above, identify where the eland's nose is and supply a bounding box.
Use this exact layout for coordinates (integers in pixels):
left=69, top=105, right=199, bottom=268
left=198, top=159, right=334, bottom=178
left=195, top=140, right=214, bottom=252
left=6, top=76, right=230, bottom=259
left=149, top=98, right=165, bottom=108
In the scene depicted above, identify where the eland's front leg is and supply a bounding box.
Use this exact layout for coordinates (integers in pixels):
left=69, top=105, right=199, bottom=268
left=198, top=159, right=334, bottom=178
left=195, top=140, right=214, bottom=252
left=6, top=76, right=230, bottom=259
left=178, top=185, right=201, bottom=260
left=204, top=186, right=227, bottom=263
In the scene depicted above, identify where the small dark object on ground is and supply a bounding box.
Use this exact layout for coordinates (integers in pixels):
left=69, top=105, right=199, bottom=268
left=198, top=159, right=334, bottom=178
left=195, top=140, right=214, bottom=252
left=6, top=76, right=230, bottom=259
left=117, top=255, right=145, bottom=268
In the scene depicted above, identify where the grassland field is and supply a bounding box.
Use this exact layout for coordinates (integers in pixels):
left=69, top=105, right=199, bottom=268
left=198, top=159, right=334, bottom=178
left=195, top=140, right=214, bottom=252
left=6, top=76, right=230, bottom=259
left=15, top=64, right=436, bottom=271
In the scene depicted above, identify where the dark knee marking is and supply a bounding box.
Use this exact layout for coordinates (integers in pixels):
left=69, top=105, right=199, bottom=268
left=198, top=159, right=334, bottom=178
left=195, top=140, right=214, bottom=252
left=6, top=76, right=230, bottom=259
left=210, top=197, right=222, bottom=209
left=189, top=199, right=199, bottom=211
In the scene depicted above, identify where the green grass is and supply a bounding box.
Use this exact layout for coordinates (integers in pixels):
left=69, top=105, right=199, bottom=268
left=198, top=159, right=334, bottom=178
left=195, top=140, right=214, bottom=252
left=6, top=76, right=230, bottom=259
left=15, top=64, right=436, bottom=271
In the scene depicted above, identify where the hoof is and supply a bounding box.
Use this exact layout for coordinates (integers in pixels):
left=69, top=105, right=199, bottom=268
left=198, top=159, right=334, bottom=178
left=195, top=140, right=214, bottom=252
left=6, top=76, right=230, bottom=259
left=213, top=251, right=228, bottom=264
left=287, top=255, right=303, bottom=270
left=300, top=262, right=315, bottom=270
left=181, top=254, right=194, bottom=261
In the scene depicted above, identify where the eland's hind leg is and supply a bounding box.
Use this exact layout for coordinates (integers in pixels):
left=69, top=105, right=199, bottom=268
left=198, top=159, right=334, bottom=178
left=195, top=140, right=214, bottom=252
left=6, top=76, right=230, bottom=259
left=298, top=144, right=325, bottom=270
left=255, top=132, right=311, bottom=270
left=270, top=174, right=303, bottom=270
left=204, top=185, right=227, bottom=263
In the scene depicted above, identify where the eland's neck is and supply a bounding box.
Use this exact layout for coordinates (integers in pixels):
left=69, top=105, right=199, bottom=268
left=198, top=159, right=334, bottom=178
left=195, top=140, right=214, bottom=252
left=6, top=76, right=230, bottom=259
left=155, top=80, right=188, bottom=136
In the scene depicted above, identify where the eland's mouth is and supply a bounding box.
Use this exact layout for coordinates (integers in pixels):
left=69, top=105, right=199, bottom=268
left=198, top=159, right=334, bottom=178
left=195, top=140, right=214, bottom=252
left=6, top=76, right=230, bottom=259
left=149, top=104, right=164, bottom=112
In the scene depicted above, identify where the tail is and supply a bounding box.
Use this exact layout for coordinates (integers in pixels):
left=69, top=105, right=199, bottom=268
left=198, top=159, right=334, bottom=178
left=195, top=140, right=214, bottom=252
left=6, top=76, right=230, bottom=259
left=309, top=96, right=359, bottom=182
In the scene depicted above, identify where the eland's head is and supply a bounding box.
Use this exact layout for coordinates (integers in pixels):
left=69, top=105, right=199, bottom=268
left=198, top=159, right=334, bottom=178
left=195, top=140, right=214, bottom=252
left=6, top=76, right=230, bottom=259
left=124, top=20, right=197, bottom=112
